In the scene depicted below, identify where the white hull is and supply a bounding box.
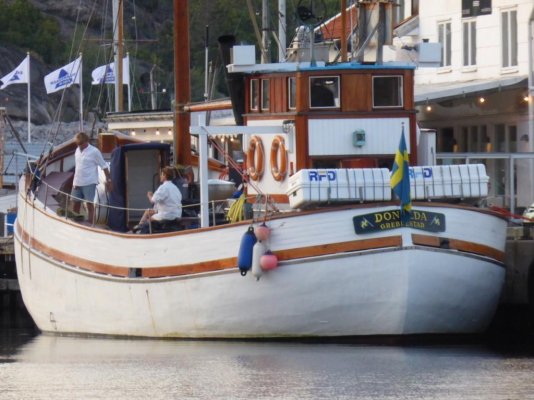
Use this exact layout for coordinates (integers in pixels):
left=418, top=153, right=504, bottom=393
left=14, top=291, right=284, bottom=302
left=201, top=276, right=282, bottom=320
left=14, top=188, right=507, bottom=338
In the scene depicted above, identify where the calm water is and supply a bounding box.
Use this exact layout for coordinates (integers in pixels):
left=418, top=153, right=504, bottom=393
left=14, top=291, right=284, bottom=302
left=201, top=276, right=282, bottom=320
left=1, top=330, right=534, bottom=399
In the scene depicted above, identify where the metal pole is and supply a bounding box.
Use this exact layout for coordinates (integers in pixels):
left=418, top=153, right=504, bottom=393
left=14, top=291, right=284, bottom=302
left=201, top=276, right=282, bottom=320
left=79, top=53, right=83, bottom=131
left=204, top=25, right=209, bottom=101
left=27, top=52, right=31, bottom=143
left=112, top=0, right=124, bottom=112
left=509, top=155, right=515, bottom=215
left=278, top=0, right=286, bottom=61
left=262, top=0, right=270, bottom=63
left=150, top=65, right=157, bottom=110
left=198, top=114, right=209, bottom=228
left=341, top=0, right=347, bottom=62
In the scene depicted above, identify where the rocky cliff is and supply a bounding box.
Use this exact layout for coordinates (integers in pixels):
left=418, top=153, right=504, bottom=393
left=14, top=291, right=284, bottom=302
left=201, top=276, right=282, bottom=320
left=0, top=0, right=173, bottom=132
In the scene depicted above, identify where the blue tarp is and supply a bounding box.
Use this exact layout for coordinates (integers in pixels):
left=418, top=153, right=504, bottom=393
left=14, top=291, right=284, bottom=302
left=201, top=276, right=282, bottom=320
left=107, top=143, right=170, bottom=232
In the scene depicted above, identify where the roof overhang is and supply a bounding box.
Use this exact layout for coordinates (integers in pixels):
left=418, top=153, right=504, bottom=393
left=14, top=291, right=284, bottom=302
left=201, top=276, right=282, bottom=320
left=415, top=75, right=527, bottom=104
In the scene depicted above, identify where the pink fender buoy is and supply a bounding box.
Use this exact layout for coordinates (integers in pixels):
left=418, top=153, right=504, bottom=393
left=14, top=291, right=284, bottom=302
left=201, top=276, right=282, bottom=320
left=260, top=250, right=278, bottom=271
left=254, top=223, right=271, bottom=242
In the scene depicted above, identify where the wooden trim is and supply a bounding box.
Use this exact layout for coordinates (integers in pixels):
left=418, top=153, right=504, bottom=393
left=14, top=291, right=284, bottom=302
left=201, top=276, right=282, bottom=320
left=412, top=234, right=505, bottom=263
left=247, top=194, right=289, bottom=204
left=17, top=220, right=401, bottom=279
left=141, top=257, right=237, bottom=278
left=274, top=236, right=401, bottom=261
left=18, top=223, right=130, bottom=277
left=184, top=99, right=232, bottom=112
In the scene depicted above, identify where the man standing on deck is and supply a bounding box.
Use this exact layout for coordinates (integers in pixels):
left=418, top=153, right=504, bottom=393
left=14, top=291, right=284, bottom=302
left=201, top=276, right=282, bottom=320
left=71, top=132, right=112, bottom=223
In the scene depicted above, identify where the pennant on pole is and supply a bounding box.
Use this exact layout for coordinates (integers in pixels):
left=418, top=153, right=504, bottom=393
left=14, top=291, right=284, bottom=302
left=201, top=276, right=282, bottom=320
left=44, top=56, right=82, bottom=94
left=0, top=55, right=30, bottom=90
left=91, top=56, right=129, bottom=86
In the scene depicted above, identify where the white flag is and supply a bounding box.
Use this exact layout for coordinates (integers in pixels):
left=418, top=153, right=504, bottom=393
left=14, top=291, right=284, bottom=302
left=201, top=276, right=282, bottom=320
left=44, top=56, right=82, bottom=94
left=91, top=56, right=129, bottom=86
left=0, top=55, right=30, bottom=90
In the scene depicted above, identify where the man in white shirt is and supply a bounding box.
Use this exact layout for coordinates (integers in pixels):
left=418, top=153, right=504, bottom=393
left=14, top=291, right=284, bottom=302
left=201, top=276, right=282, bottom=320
left=71, top=132, right=112, bottom=223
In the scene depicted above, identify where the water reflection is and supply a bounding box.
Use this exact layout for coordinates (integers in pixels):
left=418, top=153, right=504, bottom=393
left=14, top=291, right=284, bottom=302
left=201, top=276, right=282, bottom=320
left=1, top=333, right=534, bottom=399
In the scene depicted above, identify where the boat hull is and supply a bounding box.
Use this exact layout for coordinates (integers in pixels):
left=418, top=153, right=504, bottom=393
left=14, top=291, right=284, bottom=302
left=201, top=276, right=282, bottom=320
left=14, top=190, right=507, bottom=338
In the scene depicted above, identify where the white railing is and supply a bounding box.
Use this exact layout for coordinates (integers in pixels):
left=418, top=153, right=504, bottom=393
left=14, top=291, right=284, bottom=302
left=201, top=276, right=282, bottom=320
left=437, top=152, right=534, bottom=216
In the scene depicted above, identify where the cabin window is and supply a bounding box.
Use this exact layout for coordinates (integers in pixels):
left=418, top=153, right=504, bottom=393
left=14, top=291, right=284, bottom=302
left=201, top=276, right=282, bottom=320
left=309, top=76, right=340, bottom=108
left=372, top=76, right=403, bottom=108
left=288, top=77, right=296, bottom=110
left=261, top=79, right=270, bottom=110
left=250, top=79, right=259, bottom=110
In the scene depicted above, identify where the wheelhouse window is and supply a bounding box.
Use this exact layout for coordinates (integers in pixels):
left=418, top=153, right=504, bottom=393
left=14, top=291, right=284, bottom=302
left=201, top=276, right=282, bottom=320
left=372, top=76, right=403, bottom=108
left=501, top=9, right=517, bottom=68
left=261, top=79, right=270, bottom=110
left=438, top=21, right=451, bottom=67
left=309, top=76, right=339, bottom=108
left=250, top=79, right=259, bottom=110
left=288, top=77, right=296, bottom=110
left=463, top=20, right=476, bottom=67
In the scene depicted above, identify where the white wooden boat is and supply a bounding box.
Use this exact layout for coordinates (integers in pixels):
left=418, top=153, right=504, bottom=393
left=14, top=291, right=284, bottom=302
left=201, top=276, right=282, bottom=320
left=13, top=0, right=507, bottom=338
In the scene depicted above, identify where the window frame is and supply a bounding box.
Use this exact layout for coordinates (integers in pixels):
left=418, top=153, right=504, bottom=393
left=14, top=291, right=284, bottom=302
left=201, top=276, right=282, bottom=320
left=438, top=20, right=452, bottom=69
left=308, top=76, right=340, bottom=109
left=250, top=79, right=259, bottom=111
left=501, top=8, right=518, bottom=69
left=372, top=75, right=404, bottom=109
left=261, top=79, right=270, bottom=111
left=288, top=77, right=296, bottom=110
left=462, top=19, right=476, bottom=68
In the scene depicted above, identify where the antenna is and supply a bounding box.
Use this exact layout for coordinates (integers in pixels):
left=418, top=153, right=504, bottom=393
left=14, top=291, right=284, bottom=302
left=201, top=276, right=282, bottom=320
left=296, top=0, right=327, bottom=66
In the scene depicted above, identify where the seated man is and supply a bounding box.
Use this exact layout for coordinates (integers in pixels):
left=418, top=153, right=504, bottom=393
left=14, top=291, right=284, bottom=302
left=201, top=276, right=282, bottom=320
left=134, top=166, right=182, bottom=233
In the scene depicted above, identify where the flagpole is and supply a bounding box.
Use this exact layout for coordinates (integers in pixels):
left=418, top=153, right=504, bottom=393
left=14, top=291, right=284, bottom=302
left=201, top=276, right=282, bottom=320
left=26, top=52, right=31, bottom=143
left=79, top=52, right=83, bottom=132
left=127, top=53, right=131, bottom=111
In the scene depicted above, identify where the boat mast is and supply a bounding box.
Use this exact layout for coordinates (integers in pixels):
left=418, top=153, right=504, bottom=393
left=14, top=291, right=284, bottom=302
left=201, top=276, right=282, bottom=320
left=262, top=0, right=271, bottom=63
left=340, top=0, right=347, bottom=62
left=173, top=0, right=191, bottom=166
left=278, top=0, right=286, bottom=61
left=112, top=0, right=124, bottom=112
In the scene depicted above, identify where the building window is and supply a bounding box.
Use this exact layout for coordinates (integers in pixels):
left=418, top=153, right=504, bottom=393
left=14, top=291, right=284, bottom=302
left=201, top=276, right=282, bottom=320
left=250, top=79, right=259, bottom=110
left=288, top=77, right=296, bottom=110
left=501, top=9, right=518, bottom=68
left=463, top=20, right=476, bottom=67
left=309, top=76, right=340, bottom=108
left=372, top=76, right=403, bottom=108
left=261, top=79, right=270, bottom=110
left=438, top=21, right=452, bottom=67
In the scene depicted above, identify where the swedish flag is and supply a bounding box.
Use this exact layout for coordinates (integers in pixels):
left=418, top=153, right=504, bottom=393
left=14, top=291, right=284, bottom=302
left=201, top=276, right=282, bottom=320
left=390, top=127, right=412, bottom=222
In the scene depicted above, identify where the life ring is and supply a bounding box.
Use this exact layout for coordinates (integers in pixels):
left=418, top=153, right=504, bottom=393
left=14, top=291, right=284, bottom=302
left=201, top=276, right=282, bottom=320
left=270, top=135, right=288, bottom=181
left=247, top=136, right=264, bottom=181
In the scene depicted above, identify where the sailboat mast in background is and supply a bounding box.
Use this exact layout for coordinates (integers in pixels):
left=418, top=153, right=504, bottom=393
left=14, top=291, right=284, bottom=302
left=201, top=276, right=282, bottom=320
left=113, top=0, right=124, bottom=112
left=173, top=0, right=191, bottom=166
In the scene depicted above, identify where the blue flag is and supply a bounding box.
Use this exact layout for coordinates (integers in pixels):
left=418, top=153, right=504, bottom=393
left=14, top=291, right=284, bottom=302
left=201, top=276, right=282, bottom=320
left=390, top=127, right=412, bottom=222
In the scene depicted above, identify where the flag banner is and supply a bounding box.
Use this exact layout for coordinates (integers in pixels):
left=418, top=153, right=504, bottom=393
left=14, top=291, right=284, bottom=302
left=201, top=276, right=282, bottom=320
left=44, top=56, right=81, bottom=94
left=390, top=126, right=412, bottom=222
left=91, top=56, right=129, bottom=86
left=0, top=55, right=30, bottom=90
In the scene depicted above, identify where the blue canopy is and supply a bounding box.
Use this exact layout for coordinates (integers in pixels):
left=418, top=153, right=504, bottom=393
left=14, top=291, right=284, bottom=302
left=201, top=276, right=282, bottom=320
left=108, top=142, right=171, bottom=232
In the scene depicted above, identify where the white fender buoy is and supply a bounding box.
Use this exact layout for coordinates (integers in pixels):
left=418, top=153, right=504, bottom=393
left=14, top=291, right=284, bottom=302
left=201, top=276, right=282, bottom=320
left=251, top=241, right=266, bottom=281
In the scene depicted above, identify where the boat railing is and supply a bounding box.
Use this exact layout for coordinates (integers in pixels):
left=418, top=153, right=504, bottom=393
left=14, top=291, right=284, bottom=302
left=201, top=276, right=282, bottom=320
left=27, top=173, right=248, bottom=233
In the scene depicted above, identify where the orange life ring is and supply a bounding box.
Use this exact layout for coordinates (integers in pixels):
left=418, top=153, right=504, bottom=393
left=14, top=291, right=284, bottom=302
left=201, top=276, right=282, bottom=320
left=270, top=135, right=288, bottom=181
left=247, top=136, right=264, bottom=181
